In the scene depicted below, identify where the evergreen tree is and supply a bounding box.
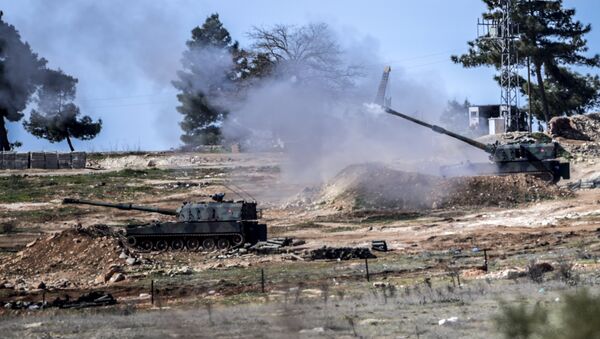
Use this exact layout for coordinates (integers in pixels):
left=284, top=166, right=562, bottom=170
left=0, top=11, right=47, bottom=151
left=173, top=14, right=239, bottom=146
left=23, top=69, right=101, bottom=151
left=452, top=0, right=600, bottom=123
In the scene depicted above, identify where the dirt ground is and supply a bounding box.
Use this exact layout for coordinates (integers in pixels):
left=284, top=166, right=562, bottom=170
left=1, top=129, right=600, bottom=337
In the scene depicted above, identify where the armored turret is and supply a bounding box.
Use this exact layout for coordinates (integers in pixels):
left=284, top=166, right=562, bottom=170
left=63, top=194, right=267, bottom=251
left=383, top=107, right=570, bottom=182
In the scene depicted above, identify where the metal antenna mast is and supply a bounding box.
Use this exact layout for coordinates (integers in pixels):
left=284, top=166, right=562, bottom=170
left=478, top=0, right=520, bottom=131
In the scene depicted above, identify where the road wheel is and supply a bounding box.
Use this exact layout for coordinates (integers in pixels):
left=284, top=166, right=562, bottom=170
left=140, top=239, right=153, bottom=251
left=217, top=238, right=230, bottom=250
left=155, top=239, right=168, bottom=251
left=202, top=238, right=215, bottom=251
left=171, top=239, right=184, bottom=251
left=231, top=234, right=244, bottom=246
left=127, top=236, right=137, bottom=246
left=186, top=238, right=200, bottom=251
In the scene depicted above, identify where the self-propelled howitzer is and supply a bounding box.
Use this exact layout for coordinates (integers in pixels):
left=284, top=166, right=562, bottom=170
left=384, top=107, right=570, bottom=183
left=63, top=194, right=267, bottom=251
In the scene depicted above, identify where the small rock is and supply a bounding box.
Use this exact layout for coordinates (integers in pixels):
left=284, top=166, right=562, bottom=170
left=139, top=293, right=151, bottom=299
left=126, top=257, right=139, bottom=266
left=119, top=252, right=128, bottom=259
left=372, top=281, right=389, bottom=288
left=94, top=275, right=105, bottom=285
left=109, top=273, right=125, bottom=283
left=291, top=239, right=306, bottom=246
left=24, top=322, right=43, bottom=328
left=438, top=317, right=459, bottom=326
left=178, top=266, right=193, bottom=275
left=359, top=318, right=385, bottom=326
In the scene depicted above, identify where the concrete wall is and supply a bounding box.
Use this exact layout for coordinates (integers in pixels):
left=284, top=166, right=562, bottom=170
left=0, top=152, right=87, bottom=170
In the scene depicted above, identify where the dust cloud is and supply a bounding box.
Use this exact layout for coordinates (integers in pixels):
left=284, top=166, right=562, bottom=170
left=221, top=26, right=481, bottom=184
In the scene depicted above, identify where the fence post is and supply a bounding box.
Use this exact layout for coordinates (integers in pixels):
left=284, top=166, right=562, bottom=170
left=261, top=268, right=265, bottom=293
left=483, top=249, right=489, bottom=272
left=365, top=258, right=370, bottom=282
left=151, top=280, right=154, bottom=306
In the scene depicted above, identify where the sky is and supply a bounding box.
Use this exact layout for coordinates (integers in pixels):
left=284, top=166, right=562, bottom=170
left=1, top=0, right=599, bottom=152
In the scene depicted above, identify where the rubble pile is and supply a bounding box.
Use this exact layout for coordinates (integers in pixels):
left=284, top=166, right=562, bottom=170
left=0, top=226, right=125, bottom=289
left=296, top=163, right=571, bottom=212
left=3, top=291, right=116, bottom=311
left=248, top=237, right=307, bottom=255
left=309, top=246, right=376, bottom=260
left=439, top=174, right=570, bottom=207
left=567, top=172, right=600, bottom=190
left=549, top=113, right=600, bottom=141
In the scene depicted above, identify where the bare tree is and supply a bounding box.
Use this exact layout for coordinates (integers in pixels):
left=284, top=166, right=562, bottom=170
left=248, top=23, right=362, bottom=90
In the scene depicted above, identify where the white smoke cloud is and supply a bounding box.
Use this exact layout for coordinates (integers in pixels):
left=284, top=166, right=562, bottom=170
left=220, top=26, right=484, bottom=184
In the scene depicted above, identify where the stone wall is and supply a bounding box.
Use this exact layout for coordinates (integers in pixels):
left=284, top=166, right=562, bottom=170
left=0, top=152, right=87, bottom=170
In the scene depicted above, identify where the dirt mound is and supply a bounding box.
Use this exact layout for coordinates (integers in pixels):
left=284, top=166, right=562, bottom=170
left=0, top=226, right=123, bottom=289
left=549, top=113, right=600, bottom=141
left=299, top=163, right=570, bottom=211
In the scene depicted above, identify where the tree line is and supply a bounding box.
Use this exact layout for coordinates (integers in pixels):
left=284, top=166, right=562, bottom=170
left=0, top=11, right=101, bottom=151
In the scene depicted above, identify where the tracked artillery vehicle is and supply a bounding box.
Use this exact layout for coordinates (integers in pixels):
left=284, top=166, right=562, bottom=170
left=383, top=107, right=570, bottom=183
left=63, top=194, right=267, bottom=251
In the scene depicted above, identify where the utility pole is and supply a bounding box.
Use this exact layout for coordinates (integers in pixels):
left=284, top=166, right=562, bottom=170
left=478, top=0, right=521, bottom=132
left=527, top=56, right=533, bottom=133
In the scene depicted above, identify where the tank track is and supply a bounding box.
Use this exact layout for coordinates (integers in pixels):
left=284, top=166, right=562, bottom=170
left=126, top=232, right=245, bottom=252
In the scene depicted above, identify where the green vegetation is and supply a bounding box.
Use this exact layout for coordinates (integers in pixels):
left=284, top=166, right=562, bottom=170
left=322, top=226, right=356, bottom=233
left=0, top=207, right=82, bottom=226
left=271, top=222, right=325, bottom=235
left=0, top=168, right=223, bottom=203
left=495, top=289, right=600, bottom=339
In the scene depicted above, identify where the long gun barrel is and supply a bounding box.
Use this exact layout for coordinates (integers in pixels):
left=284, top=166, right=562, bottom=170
left=384, top=108, right=492, bottom=153
left=63, top=198, right=178, bottom=216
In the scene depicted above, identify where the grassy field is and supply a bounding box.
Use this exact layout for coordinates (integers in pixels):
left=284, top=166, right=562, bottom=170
left=0, top=168, right=225, bottom=204
left=0, top=276, right=594, bottom=338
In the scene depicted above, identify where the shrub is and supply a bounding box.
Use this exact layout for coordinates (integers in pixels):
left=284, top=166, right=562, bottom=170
left=495, top=289, right=600, bottom=339
left=526, top=261, right=553, bottom=283
left=495, top=302, right=548, bottom=339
